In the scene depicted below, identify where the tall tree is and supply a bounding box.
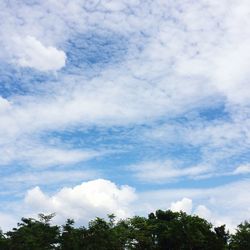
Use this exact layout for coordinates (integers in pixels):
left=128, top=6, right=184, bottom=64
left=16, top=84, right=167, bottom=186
left=60, top=219, right=87, bottom=250
left=0, top=229, right=9, bottom=250
left=6, top=214, right=60, bottom=250
left=229, top=221, right=250, bottom=250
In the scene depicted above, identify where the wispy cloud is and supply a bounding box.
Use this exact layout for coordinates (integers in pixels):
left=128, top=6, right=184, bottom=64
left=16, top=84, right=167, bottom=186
left=0, top=170, right=99, bottom=194
left=129, top=160, right=211, bottom=183
left=233, top=164, right=250, bottom=175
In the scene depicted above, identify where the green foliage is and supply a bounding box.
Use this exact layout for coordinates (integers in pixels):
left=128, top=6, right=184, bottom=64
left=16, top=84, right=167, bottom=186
left=60, top=218, right=87, bottom=250
left=229, top=221, right=250, bottom=250
left=6, top=214, right=59, bottom=250
left=0, top=210, right=248, bottom=250
left=214, top=225, right=230, bottom=250
left=0, top=229, right=9, bottom=250
left=146, top=210, right=224, bottom=250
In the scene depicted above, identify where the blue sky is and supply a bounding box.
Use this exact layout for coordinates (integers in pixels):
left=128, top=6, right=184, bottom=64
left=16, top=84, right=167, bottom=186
left=0, top=0, right=250, bottom=231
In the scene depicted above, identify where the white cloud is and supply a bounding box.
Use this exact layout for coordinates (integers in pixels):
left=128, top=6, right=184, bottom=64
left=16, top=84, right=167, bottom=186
left=24, top=179, right=137, bottom=224
left=170, top=198, right=216, bottom=226
left=0, top=0, right=250, bottom=169
left=233, top=164, right=250, bottom=175
left=0, top=97, right=11, bottom=113
left=137, top=179, right=250, bottom=231
left=0, top=212, right=17, bottom=232
left=1, top=0, right=250, bottom=233
left=19, top=147, right=99, bottom=168
left=170, top=198, right=193, bottom=214
left=10, top=36, right=66, bottom=71
left=0, top=141, right=100, bottom=167
left=170, top=200, right=228, bottom=229
left=194, top=205, right=212, bottom=222
left=1, top=178, right=250, bottom=232
left=130, top=160, right=211, bottom=182
left=1, top=170, right=97, bottom=188
left=142, top=113, right=250, bottom=178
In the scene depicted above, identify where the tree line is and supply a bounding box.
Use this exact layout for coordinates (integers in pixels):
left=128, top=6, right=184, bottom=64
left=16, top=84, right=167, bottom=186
left=0, top=210, right=249, bottom=249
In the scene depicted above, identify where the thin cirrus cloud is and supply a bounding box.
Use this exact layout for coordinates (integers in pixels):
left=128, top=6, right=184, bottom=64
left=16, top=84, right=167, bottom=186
left=129, top=160, right=211, bottom=183
left=0, top=145, right=100, bottom=167
left=1, top=170, right=98, bottom=193
left=233, top=164, right=250, bottom=175
left=0, top=0, right=250, bottom=231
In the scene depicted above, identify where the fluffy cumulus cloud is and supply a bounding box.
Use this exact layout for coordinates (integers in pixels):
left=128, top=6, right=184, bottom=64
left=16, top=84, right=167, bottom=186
left=170, top=198, right=193, bottom=214
left=194, top=205, right=212, bottom=222
left=9, top=36, right=66, bottom=71
left=0, top=0, right=250, bottom=232
left=169, top=198, right=214, bottom=226
left=137, top=179, right=250, bottom=231
left=1, top=178, right=248, bottom=232
left=24, top=179, right=137, bottom=224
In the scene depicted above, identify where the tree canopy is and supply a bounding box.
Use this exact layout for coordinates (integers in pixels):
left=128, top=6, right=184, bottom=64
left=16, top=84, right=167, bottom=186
left=0, top=210, right=249, bottom=250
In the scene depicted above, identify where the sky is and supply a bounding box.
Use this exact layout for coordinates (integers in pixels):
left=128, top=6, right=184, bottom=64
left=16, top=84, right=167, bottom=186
left=0, top=0, right=250, bottom=232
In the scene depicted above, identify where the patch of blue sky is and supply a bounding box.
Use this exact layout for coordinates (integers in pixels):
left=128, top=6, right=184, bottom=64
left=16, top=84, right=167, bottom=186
left=0, top=164, right=28, bottom=199
left=41, top=124, right=204, bottom=178
left=157, top=175, right=246, bottom=190
left=0, top=62, right=57, bottom=98
left=43, top=125, right=141, bottom=150
left=0, top=161, right=22, bottom=176
left=145, top=95, right=229, bottom=128
left=198, top=105, right=231, bottom=122
left=62, top=31, right=129, bottom=76
left=107, top=162, right=248, bottom=192
left=0, top=162, right=95, bottom=201
left=217, top=151, right=250, bottom=171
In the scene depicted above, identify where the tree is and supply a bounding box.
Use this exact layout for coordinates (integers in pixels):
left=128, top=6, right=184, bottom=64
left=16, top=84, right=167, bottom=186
left=2, top=210, right=249, bottom=249
left=84, top=216, right=117, bottom=250
left=229, top=221, right=250, bottom=250
left=127, top=216, right=155, bottom=249
left=0, top=229, right=9, bottom=250
left=214, top=225, right=229, bottom=250
left=6, top=214, right=60, bottom=250
left=60, top=219, right=86, bottom=250
left=147, top=210, right=227, bottom=250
